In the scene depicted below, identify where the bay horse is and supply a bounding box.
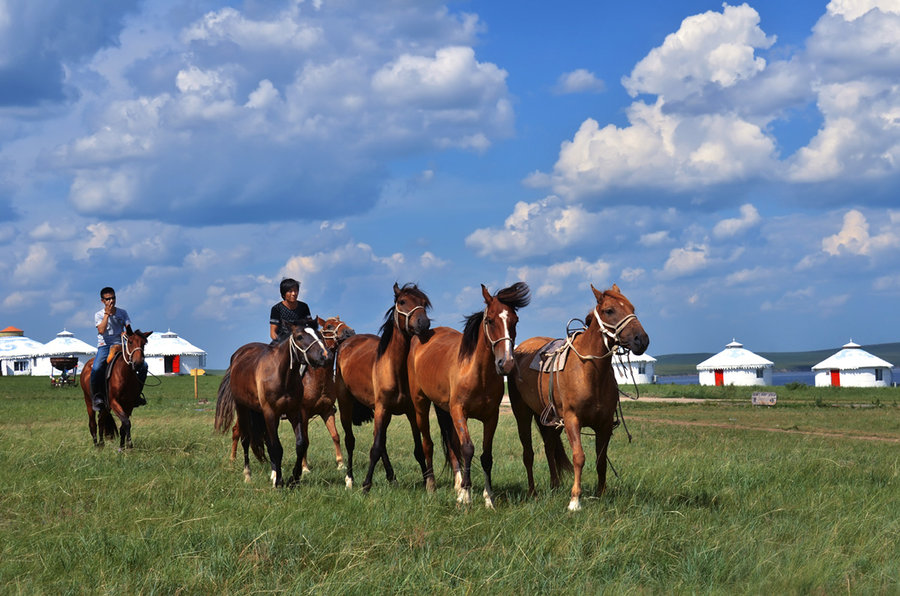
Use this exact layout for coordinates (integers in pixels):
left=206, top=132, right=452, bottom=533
left=508, top=284, right=649, bottom=511
left=214, top=319, right=330, bottom=487
left=333, top=283, right=431, bottom=491
left=228, top=316, right=355, bottom=472
left=79, top=326, right=153, bottom=449
left=408, top=282, right=530, bottom=508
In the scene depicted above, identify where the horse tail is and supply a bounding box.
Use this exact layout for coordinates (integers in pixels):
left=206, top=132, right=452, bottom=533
left=351, top=399, right=374, bottom=426
left=239, top=407, right=269, bottom=463
left=214, top=371, right=235, bottom=433
left=539, top=417, right=574, bottom=474
left=434, top=406, right=454, bottom=471
left=98, top=410, right=118, bottom=440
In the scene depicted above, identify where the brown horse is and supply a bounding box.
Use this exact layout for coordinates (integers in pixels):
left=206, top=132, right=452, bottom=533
left=508, top=284, right=649, bottom=511
left=214, top=319, right=330, bottom=487
left=79, top=326, right=153, bottom=449
left=408, top=282, right=530, bottom=508
left=228, top=316, right=355, bottom=472
left=333, top=283, right=431, bottom=491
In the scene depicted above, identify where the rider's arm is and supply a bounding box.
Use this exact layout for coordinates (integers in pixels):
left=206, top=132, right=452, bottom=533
left=270, top=323, right=279, bottom=341
left=97, top=311, right=110, bottom=335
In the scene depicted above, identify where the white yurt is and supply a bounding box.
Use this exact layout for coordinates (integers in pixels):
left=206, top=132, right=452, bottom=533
left=613, top=352, right=657, bottom=384
left=811, top=341, right=894, bottom=387
left=0, top=327, right=44, bottom=376
left=32, top=329, right=98, bottom=377
left=696, top=339, right=773, bottom=386
left=144, top=330, right=207, bottom=375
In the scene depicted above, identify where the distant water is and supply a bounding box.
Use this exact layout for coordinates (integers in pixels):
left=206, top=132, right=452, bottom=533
left=655, top=369, right=900, bottom=386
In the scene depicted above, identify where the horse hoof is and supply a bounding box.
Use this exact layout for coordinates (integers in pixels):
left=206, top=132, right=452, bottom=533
left=457, top=488, right=471, bottom=506
left=302, top=466, right=311, bottom=474
left=483, top=490, right=495, bottom=510
left=568, top=497, right=581, bottom=512
left=345, top=476, right=353, bottom=489
left=336, top=462, right=346, bottom=471
left=425, top=478, right=436, bottom=493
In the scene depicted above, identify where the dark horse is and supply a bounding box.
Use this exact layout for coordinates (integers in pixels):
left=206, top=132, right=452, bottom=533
left=79, top=326, right=153, bottom=449
left=228, top=315, right=355, bottom=472
left=408, top=282, right=530, bottom=507
left=333, top=283, right=431, bottom=491
left=508, top=284, right=649, bottom=511
left=214, top=319, right=330, bottom=487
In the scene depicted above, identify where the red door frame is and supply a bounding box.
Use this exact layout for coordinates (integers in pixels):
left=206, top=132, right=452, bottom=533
left=830, top=369, right=840, bottom=387
left=714, top=370, right=724, bottom=386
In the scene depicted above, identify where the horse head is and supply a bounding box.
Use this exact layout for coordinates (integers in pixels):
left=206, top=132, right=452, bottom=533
left=317, top=316, right=356, bottom=349
left=392, top=282, right=431, bottom=337
left=123, top=325, right=153, bottom=371
left=481, top=281, right=531, bottom=375
left=288, top=318, right=330, bottom=368
left=589, top=284, right=649, bottom=355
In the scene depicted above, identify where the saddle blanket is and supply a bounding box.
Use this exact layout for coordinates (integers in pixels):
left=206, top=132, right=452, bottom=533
left=529, top=338, right=569, bottom=373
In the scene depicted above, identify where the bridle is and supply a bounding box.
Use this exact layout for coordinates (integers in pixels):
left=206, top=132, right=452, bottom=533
left=120, top=332, right=145, bottom=369
left=482, top=308, right=513, bottom=353
left=288, top=328, right=327, bottom=371
left=393, top=303, right=426, bottom=334
left=592, top=307, right=638, bottom=354
left=320, top=320, right=349, bottom=347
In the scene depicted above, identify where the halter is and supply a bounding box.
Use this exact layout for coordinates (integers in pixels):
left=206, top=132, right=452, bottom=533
left=287, top=328, right=327, bottom=371
left=120, top=332, right=144, bottom=367
left=593, top=307, right=638, bottom=354
left=393, top=304, right=426, bottom=335
left=320, top=320, right=347, bottom=346
left=482, top=309, right=513, bottom=352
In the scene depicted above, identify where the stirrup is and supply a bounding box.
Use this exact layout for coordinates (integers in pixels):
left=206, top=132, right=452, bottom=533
left=539, top=403, right=564, bottom=428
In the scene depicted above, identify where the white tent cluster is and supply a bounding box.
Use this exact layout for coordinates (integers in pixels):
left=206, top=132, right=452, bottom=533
left=696, top=340, right=773, bottom=386
left=0, top=327, right=206, bottom=377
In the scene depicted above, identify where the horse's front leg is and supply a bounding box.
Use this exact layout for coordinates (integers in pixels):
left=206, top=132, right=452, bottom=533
left=413, top=399, right=436, bottom=492
left=362, top=407, right=391, bottom=492
left=563, top=416, right=585, bottom=511
left=509, top=394, right=537, bottom=496
left=263, top=411, right=285, bottom=487
left=287, top=412, right=310, bottom=487
left=451, top=404, right=474, bottom=506
left=480, top=411, right=499, bottom=509
left=324, top=411, right=345, bottom=470
left=230, top=423, right=240, bottom=461
left=88, top=410, right=99, bottom=446
left=338, top=403, right=356, bottom=489
left=109, top=402, right=132, bottom=450
left=406, top=410, right=429, bottom=491
left=595, top=423, right=613, bottom=496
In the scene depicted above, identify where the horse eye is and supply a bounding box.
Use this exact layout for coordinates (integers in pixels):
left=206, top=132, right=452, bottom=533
left=604, top=308, right=615, bottom=315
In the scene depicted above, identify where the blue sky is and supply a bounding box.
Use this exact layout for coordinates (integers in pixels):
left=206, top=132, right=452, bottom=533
left=2, top=0, right=900, bottom=368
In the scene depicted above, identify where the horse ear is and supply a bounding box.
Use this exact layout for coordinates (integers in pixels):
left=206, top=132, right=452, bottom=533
left=611, top=283, right=621, bottom=293
left=481, top=284, right=492, bottom=304
left=125, top=324, right=133, bottom=335
left=393, top=282, right=401, bottom=298
left=591, top=285, right=603, bottom=301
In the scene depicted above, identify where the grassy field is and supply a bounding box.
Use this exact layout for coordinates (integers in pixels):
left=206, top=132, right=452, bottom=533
left=0, top=375, right=898, bottom=594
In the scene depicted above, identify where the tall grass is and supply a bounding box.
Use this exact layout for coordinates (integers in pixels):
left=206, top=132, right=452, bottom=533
left=0, top=376, right=897, bottom=594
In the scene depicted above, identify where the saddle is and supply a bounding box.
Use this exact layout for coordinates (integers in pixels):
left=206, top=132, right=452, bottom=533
left=529, top=338, right=569, bottom=428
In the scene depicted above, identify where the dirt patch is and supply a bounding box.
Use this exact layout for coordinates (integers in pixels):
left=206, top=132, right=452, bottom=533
left=628, top=416, right=900, bottom=443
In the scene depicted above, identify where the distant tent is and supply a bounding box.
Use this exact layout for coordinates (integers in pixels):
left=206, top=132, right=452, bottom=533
left=32, top=330, right=97, bottom=377
left=696, top=339, right=773, bottom=386
left=811, top=341, right=894, bottom=388
left=613, top=352, right=657, bottom=384
left=144, top=330, right=207, bottom=375
left=0, top=333, right=44, bottom=376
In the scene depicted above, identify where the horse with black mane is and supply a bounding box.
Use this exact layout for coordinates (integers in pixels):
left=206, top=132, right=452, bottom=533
left=214, top=318, right=329, bottom=487
left=333, top=283, right=432, bottom=491
left=79, top=325, right=153, bottom=449
left=508, top=284, right=649, bottom=511
left=408, top=282, right=530, bottom=508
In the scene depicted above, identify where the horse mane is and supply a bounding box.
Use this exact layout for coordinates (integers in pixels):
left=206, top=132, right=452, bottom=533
left=459, top=282, right=531, bottom=361
left=377, top=283, right=431, bottom=358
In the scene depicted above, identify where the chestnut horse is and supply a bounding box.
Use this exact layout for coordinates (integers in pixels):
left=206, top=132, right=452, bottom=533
left=214, top=319, right=329, bottom=487
left=228, top=316, right=355, bottom=472
left=508, top=284, right=649, bottom=511
left=333, top=283, right=431, bottom=491
left=408, top=282, right=530, bottom=508
left=79, top=326, right=153, bottom=449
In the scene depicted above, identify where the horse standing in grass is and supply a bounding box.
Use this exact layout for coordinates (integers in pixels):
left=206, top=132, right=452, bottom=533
left=79, top=326, right=152, bottom=449
left=333, top=283, right=432, bottom=491
left=508, top=284, right=649, bottom=511
left=215, top=319, right=329, bottom=487
left=408, top=282, right=530, bottom=508
left=228, top=316, right=355, bottom=472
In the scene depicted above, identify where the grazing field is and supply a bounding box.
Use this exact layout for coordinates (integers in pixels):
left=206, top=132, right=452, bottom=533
left=0, top=375, right=898, bottom=594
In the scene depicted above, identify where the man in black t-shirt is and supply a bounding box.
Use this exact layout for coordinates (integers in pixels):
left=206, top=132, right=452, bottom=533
left=270, top=277, right=312, bottom=342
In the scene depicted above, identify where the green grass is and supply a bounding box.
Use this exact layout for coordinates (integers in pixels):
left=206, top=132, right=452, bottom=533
left=0, top=376, right=898, bottom=594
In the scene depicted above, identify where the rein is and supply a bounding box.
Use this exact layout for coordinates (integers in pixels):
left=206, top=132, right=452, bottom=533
left=393, top=304, right=425, bottom=335
left=120, top=333, right=144, bottom=368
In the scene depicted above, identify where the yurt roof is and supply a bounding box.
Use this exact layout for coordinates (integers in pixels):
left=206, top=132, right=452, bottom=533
left=696, top=339, right=773, bottom=371
left=811, top=340, right=894, bottom=371
left=144, top=330, right=206, bottom=356
left=39, top=329, right=97, bottom=357
left=0, top=335, right=45, bottom=358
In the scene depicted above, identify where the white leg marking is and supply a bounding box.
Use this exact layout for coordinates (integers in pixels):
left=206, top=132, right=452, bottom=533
left=345, top=475, right=353, bottom=489
left=568, top=496, right=581, bottom=512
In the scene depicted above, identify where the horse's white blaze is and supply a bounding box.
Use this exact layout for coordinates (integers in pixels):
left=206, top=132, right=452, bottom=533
left=345, top=475, right=353, bottom=489
left=568, top=497, right=581, bottom=512
left=305, top=327, right=327, bottom=356
left=498, top=310, right=513, bottom=356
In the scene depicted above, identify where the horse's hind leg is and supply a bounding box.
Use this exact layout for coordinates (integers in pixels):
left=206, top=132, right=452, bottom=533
left=324, top=412, right=344, bottom=470
left=88, top=411, right=99, bottom=446
left=510, top=394, right=537, bottom=496
left=339, top=407, right=356, bottom=489
left=241, top=434, right=252, bottom=483
left=451, top=405, right=475, bottom=506
left=362, top=408, right=391, bottom=492
left=263, top=413, right=285, bottom=487
left=287, top=413, right=310, bottom=487
left=230, top=423, right=240, bottom=461
left=595, top=425, right=613, bottom=496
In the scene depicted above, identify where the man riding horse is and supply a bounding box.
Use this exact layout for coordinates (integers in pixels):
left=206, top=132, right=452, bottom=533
left=90, top=286, right=148, bottom=412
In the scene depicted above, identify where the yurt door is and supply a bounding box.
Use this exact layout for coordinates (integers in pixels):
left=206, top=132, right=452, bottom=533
left=714, top=370, right=724, bottom=386
left=830, top=369, right=840, bottom=387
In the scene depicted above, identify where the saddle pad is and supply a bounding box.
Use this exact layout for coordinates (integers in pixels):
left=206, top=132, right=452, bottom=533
left=106, top=345, right=122, bottom=364
left=529, top=338, right=569, bottom=373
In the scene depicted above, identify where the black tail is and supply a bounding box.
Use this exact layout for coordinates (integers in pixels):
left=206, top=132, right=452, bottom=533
left=351, top=399, right=374, bottom=426
left=98, top=410, right=118, bottom=440
left=435, top=406, right=454, bottom=474
left=537, top=416, right=574, bottom=474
